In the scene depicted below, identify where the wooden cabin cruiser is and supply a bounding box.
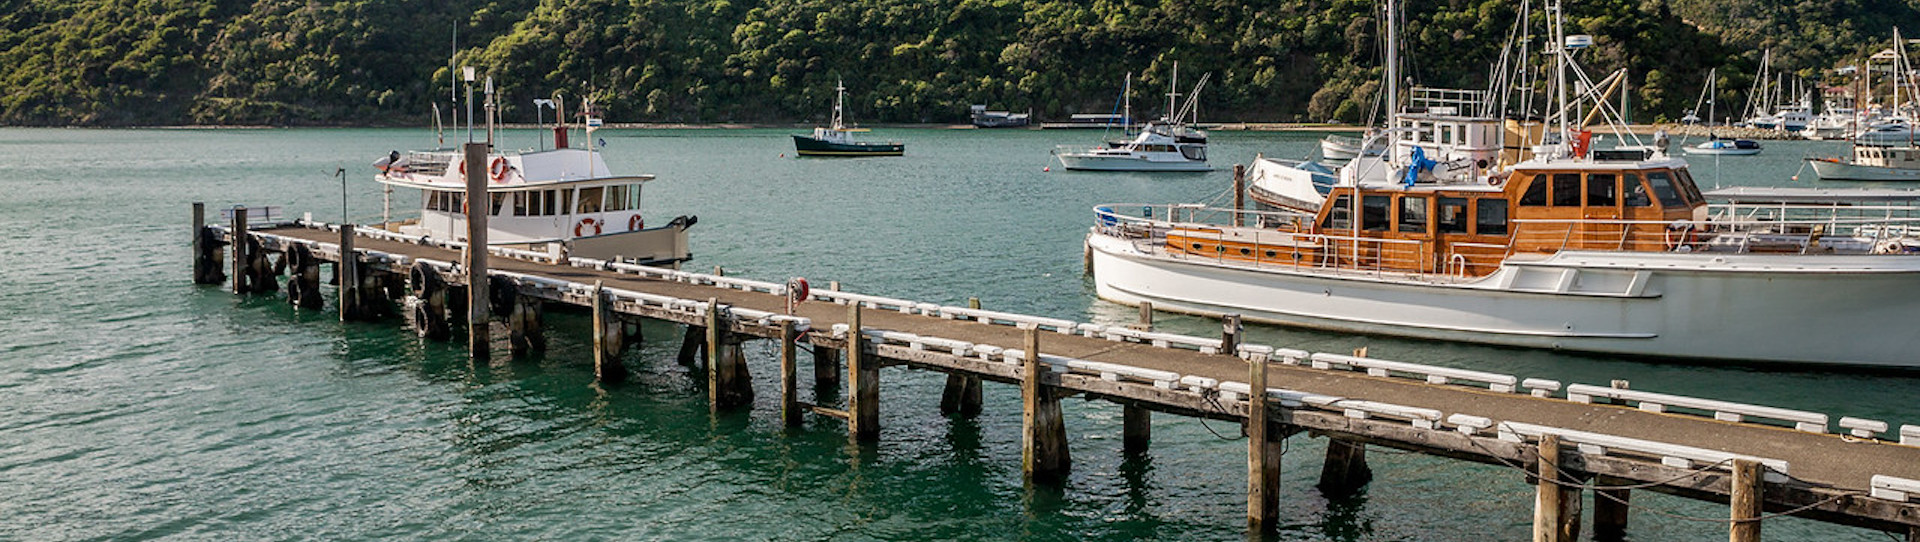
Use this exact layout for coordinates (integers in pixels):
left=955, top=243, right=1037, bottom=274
left=1091, top=8, right=1920, bottom=367
left=1809, top=145, right=1920, bottom=181
left=793, top=81, right=903, bottom=157
left=372, top=137, right=695, bottom=268
left=1088, top=147, right=1920, bottom=367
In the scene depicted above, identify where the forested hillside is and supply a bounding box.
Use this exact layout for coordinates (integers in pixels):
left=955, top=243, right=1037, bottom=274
left=2, top=0, right=1916, bottom=126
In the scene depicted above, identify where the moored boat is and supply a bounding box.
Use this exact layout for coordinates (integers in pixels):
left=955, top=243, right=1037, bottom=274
left=1085, top=1, right=1920, bottom=367
left=372, top=89, right=694, bottom=267
left=1055, top=65, right=1211, bottom=172
left=1683, top=137, right=1762, bottom=155
left=1808, top=145, right=1920, bottom=181
left=793, top=81, right=904, bottom=157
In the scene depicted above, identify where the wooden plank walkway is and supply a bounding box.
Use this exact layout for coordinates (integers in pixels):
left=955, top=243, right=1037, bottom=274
left=203, top=216, right=1920, bottom=539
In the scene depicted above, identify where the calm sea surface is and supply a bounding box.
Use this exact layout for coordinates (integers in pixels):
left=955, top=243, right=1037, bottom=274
left=2, top=127, right=1915, bottom=541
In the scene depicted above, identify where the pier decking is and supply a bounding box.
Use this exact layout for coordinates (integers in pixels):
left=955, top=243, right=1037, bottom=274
left=196, top=203, right=1920, bottom=541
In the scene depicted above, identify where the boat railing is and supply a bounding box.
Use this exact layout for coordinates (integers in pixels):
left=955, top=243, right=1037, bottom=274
left=1093, top=204, right=1437, bottom=278
left=1511, top=213, right=1920, bottom=255
left=1408, top=87, right=1493, bottom=117
left=404, top=151, right=455, bottom=176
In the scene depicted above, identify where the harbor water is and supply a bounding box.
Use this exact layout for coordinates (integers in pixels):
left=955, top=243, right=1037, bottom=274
left=2, top=127, right=1915, bottom=540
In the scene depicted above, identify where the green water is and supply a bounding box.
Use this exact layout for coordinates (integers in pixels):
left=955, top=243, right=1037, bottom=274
left=2, top=127, right=1914, bottom=541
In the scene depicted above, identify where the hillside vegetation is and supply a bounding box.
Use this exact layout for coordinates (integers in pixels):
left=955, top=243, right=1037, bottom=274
left=3, top=0, right=1917, bottom=126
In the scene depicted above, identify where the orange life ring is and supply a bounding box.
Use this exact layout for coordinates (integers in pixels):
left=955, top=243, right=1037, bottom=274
left=489, top=157, right=510, bottom=182
left=628, top=215, right=644, bottom=232
left=1664, top=221, right=1695, bottom=251
left=575, top=217, right=602, bottom=238
left=457, top=160, right=466, bottom=176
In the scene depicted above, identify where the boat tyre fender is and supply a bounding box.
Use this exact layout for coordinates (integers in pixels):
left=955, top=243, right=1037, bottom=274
left=575, top=217, right=602, bottom=238
left=629, top=215, right=644, bottom=232
left=489, top=157, right=510, bottom=183
left=1664, top=220, right=1696, bottom=252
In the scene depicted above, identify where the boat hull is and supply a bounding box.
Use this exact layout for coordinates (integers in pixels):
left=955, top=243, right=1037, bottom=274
left=1809, top=158, right=1920, bottom=182
left=1087, top=232, right=1920, bottom=367
left=792, top=135, right=904, bottom=157
left=1683, top=147, right=1762, bottom=156
left=1056, top=153, right=1210, bottom=172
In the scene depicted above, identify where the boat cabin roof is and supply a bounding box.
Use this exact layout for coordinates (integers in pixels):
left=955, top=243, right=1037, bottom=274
left=1705, top=186, right=1920, bottom=203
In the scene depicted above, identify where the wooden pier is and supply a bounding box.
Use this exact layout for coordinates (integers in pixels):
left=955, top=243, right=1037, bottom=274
left=194, top=200, right=1920, bottom=540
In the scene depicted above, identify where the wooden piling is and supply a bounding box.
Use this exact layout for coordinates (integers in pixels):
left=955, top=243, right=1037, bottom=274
left=339, top=224, right=362, bottom=321
left=1221, top=313, right=1242, bottom=356
left=463, top=142, right=490, bottom=360
left=231, top=206, right=249, bottom=294
left=507, top=293, right=545, bottom=355
left=1122, top=404, right=1150, bottom=454
left=1318, top=438, right=1373, bottom=497
left=1534, top=433, right=1567, bottom=542
left=779, top=319, right=801, bottom=427
left=1131, top=301, right=1153, bottom=331
left=706, top=298, right=752, bottom=411
left=1592, top=477, right=1631, bottom=541
left=1247, top=351, right=1279, bottom=531
left=1730, top=459, right=1763, bottom=542
left=940, top=298, right=986, bottom=417
left=677, top=324, right=705, bottom=367
left=1022, top=327, right=1070, bottom=484
left=191, top=203, right=211, bottom=284
left=847, top=303, right=879, bottom=441
left=591, top=281, right=627, bottom=383
left=1232, top=164, right=1246, bottom=227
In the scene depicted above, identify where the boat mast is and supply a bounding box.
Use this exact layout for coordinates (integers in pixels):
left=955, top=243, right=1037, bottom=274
left=1166, top=61, right=1181, bottom=124
left=1384, top=0, right=1398, bottom=122
left=1551, top=0, right=1568, bottom=157
left=1123, top=72, right=1131, bottom=132
left=832, top=79, right=846, bottom=130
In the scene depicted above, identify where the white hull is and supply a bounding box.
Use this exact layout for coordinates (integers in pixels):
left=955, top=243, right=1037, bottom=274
left=1320, top=136, right=1362, bottom=160
left=1809, top=159, right=1920, bottom=182
left=1056, top=152, right=1210, bottom=172
left=1683, top=147, right=1761, bottom=156
left=1087, top=233, right=1920, bottom=367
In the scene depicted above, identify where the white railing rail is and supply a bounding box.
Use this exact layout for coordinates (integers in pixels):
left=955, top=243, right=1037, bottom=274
left=1567, top=384, right=1829, bottom=433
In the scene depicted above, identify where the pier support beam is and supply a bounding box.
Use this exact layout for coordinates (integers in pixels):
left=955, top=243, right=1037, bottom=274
left=230, top=206, right=250, bottom=294
left=1592, top=477, right=1631, bottom=541
left=813, top=345, right=841, bottom=388
left=1533, top=434, right=1581, bottom=542
left=1232, top=164, right=1246, bottom=226
left=779, top=320, right=802, bottom=427
left=1318, top=438, right=1373, bottom=498
left=1021, top=328, right=1070, bottom=485
left=504, top=281, right=546, bottom=355
left=338, top=225, right=370, bottom=321
left=1247, top=350, right=1280, bottom=532
left=1730, top=459, right=1763, bottom=542
left=192, top=203, right=227, bottom=285
left=1122, top=405, right=1151, bottom=454
left=591, top=281, right=627, bottom=383
left=847, top=304, right=880, bottom=441
left=940, top=298, right=986, bottom=417
left=677, top=324, right=705, bottom=367
left=463, top=142, right=491, bottom=361
left=706, top=298, right=753, bottom=411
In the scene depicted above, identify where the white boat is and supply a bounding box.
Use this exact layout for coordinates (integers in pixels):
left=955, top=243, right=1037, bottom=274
left=1245, top=155, right=1337, bottom=213
left=1056, top=65, right=1212, bottom=172
left=1809, top=146, right=1920, bottom=181
left=1683, top=137, right=1762, bottom=155
left=372, top=93, right=694, bottom=267
left=1320, top=134, right=1383, bottom=161
left=1086, top=1, right=1920, bottom=367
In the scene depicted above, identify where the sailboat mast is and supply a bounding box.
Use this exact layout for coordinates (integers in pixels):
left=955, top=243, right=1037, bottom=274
left=833, top=79, right=846, bottom=130
left=1384, top=0, right=1399, bottom=120
left=1551, top=0, right=1568, bottom=152
left=1167, top=62, right=1180, bottom=123
left=1123, top=73, right=1132, bottom=131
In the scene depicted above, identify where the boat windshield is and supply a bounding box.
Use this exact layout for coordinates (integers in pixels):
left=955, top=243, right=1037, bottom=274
left=1645, top=171, right=1686, bottom=207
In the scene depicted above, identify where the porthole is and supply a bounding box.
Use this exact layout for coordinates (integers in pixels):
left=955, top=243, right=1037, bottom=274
left=1191, top=243, right=1203, bottom=250
left=1239, top=248, right=1252, bottom=255
left=1265, top=250, right=1278, bottom=258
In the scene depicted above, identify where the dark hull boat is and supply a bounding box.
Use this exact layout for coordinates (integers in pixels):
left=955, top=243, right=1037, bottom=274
left=791, top=134, right=904, bottom=157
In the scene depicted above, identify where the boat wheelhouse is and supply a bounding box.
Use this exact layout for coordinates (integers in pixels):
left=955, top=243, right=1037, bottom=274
left=1809, top=145, right=1920, bottom=181
left=1055, top=66, right=1212, bottom=172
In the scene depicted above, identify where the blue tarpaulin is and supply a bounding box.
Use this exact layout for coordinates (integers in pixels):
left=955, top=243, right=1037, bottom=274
left=1404, top=147, right=1436, bottom=187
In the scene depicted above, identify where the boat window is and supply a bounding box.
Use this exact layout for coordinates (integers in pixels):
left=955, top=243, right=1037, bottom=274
left=579, top=187, right=604, bottom=213
left=1551, top=173, right=1581, bottom=206
left=541, top=190, right=557, bottom=216
left=1519, top=175, right=1548, bottom=206
left=1322, top=195, right=1352, bottom=229
left=558, top=190, right=573, bottom=216
left=450, top=193, right=465, bottom=215
left=1645, top=171, right=1686, bottom=207
left=1362, top=195, right=1391, bottom=231
left=1438, top=197, right=1470, bottom=233
left=1440, top=126, right=1454, bottom=144
left=491, top=194, right=506, bottom=216
left=1673, top=169, right=1706, bottom=205
left=424, top=191, right=441, bottom=212
left=606, top=186, right=629, bottom=212
left=1624, top=174, right=1651, bottom=207
left=1587, top=173, right=1617, bottom=207
left=1398, top=196, right=1429, bottom=233
left=1475, top=199, right=1509, bottom=236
